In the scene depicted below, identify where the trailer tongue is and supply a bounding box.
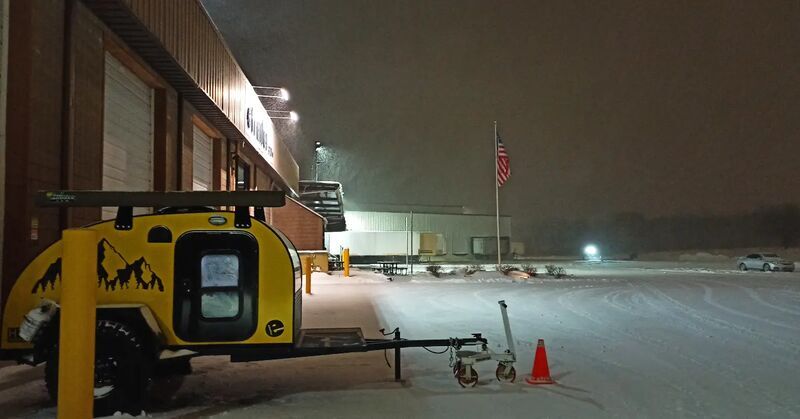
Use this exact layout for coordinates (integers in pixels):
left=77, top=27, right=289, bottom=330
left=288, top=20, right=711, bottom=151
left=232, top=300, right=519, bottom=387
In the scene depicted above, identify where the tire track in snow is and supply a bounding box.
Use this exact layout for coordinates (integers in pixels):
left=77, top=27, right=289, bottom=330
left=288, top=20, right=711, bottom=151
left=644, top=282, right=800, bottom=368
left=551, top=285, right=717, bottom=412
left=471, top=284, right=617, bottom=348
left=642, top=281, right=799, bottom=415
left=692, top=277, right=800, bottom=318
left=560, top=282, right=800, bottom=415
left=601, top=285, right=663, bottom=320
left=693, top=282, right=800, bottom=331
left=470, top=284, right=709, bottom=415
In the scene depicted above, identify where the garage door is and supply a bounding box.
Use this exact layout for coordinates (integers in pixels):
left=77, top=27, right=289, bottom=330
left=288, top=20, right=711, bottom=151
left=102, top=53, right=153, bottom=219
left=192, top=125, right=213, bottom=191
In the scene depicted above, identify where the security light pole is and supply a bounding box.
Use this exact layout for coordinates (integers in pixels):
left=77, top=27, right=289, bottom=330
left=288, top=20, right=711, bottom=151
left=410, top=210, right=414, bottom=276
left=314, top=141, right=322, bottom=181
left=405, top=215, right=409, bottom=268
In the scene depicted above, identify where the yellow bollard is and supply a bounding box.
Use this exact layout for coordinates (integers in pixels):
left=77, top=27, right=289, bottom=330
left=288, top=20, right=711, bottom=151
left=343, top=248, right=350, bottom=277
left=58, top=229, right=98, bottom=419
left=303, top=256, right=312, bottom=294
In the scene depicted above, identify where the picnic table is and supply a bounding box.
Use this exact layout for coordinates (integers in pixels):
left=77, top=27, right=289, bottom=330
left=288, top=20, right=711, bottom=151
left=376, top=261, right=406, bottom=276
left=328, top=255, right=344, bottom=271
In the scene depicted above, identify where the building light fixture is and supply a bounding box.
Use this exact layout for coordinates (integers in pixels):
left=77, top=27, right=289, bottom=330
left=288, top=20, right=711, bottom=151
left=267, top=110, right=299, bottom=122
left=253, top=86, right=290, bottom=101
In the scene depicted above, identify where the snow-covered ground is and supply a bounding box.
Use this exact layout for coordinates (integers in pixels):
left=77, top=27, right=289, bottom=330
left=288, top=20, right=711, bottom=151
left=2, top=261, right=799, bottom=418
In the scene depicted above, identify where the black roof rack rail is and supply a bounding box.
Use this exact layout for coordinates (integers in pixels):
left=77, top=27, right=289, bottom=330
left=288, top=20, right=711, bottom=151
left=35, top=190, right=285, bottom=231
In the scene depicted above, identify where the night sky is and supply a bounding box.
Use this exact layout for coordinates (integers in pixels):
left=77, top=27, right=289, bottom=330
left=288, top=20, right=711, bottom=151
left=203, top=0, right=799, bottom=244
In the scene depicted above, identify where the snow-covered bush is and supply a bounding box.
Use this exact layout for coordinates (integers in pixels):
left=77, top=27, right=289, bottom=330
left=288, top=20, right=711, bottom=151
left=426, top=264, right=443, bottom=277
left=496, top=264, right=515, bottom=275
left=545, top=264, right=567, bottom=278
left=465, top=264, right=483, bottom=275
left=521, top=264, right=537, bottom=277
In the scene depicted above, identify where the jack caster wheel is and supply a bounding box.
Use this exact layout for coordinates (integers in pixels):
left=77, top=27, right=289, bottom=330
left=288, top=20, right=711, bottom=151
left=456, top=365, right=478, bottom=388
left=495, top=363, right=516, bottom=382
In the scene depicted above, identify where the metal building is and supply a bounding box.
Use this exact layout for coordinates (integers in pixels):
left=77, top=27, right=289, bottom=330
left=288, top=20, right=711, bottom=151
left=327, top=211, right=513, bottom=262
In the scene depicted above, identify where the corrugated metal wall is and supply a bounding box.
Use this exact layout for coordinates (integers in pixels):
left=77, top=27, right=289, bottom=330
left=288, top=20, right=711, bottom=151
left=345, top=211, right=511, bottom=255
left=123, top=0, right=242, bottom=127
left=121, top=0, right=299, bottom=192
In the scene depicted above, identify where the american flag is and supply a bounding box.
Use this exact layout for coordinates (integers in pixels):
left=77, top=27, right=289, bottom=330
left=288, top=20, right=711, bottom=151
left=496, top=135, right=511, bottom=187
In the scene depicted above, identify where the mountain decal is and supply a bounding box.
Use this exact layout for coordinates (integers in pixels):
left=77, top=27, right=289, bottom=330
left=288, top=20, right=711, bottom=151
left=30, top=239, right=164, bottom=294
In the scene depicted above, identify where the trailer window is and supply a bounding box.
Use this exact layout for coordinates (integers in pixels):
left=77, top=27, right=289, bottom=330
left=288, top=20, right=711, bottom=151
left=201, top=255, right=239, bottom=287
left=201, top=291, right=239, bottom=319
left=200, top=254, right=241, bottom=319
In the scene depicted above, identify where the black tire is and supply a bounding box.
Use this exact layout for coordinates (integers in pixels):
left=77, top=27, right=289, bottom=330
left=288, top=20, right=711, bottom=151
left=738, top=263, right=747, bottom=271
left=45, top=320, right=153, bottom=417
left=763, top=263, right=771, bottom=272
left=495, top=364, right=516, bottom=383
left=455, top=365, right=478, bottom=388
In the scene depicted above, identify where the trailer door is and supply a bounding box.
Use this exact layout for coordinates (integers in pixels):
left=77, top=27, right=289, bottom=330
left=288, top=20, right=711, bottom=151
left=173, top=231, right=258, bottom=342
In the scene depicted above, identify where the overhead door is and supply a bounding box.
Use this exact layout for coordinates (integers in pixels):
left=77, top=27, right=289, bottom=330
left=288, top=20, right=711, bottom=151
left=192, top=125, right=213, bottom=191
left=103, top=52, right=153, bottom=219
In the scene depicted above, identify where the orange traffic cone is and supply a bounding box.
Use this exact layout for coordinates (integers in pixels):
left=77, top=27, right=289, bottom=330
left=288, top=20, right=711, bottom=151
left=525, top=339, right=555, bottom=385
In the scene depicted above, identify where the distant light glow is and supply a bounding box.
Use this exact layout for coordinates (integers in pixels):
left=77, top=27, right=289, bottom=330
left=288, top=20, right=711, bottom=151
left=584, top=244, right=598, bottom=256
left=280, top=88, right=290, bottom=101
left=289, top=111, right=299, bottom=122
left=315, top=141, right=322, bottom=148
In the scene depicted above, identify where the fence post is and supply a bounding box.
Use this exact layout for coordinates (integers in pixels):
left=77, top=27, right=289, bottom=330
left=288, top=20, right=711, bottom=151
left=303, top=256, right=312, bottom=294
left=57, top=228, right=98, bottom=419
left=343, top=248, right=350, bottom=277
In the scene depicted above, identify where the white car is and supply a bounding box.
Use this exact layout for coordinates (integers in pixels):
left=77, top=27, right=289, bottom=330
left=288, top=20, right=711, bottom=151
left=737, top=253, right=795, bottom=272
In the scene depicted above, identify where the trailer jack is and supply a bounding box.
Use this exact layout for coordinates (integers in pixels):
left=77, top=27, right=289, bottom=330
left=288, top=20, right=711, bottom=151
left=451, top=300, right=517, bottom=387
left=376, top=300, right=517, bottom=387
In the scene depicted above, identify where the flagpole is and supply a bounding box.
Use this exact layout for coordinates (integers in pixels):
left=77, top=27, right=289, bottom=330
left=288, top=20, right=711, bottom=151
left=494, top=121, right=501, bottom=266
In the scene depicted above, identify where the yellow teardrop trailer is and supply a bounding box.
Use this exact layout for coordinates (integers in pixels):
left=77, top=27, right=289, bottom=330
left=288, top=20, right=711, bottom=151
left=0, top=191, right=516, bottom=416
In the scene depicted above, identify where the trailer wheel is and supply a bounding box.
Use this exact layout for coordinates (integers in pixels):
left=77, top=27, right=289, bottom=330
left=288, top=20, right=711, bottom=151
left=455, top=365, right=479, bottom=388
left=495, top=363, right=516, bottom=383
left=45, top=320, right=153, bottom=417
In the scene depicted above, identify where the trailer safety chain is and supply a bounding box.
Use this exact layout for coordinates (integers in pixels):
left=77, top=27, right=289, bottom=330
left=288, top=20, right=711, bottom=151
left=380, top=328, right=399, bottom=369
left=383, top=349, right=391, bottom=369
left=421, top=338, right=454, bottom=355
left=449, top=345, right=455, bottom=367
left=377, top=330, right=457, bottom=368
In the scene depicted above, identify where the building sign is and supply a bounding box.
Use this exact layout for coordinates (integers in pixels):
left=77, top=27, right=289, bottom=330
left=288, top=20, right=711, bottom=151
left=245, top=106, right=275, bottom=161
left=234, top=83, right=299, bottom=193
left=241, top=90, right=277, bottom=167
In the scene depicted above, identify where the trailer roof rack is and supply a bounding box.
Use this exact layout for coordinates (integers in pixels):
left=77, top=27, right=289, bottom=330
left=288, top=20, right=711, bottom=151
left=35, top=190, right=285, bottom=230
